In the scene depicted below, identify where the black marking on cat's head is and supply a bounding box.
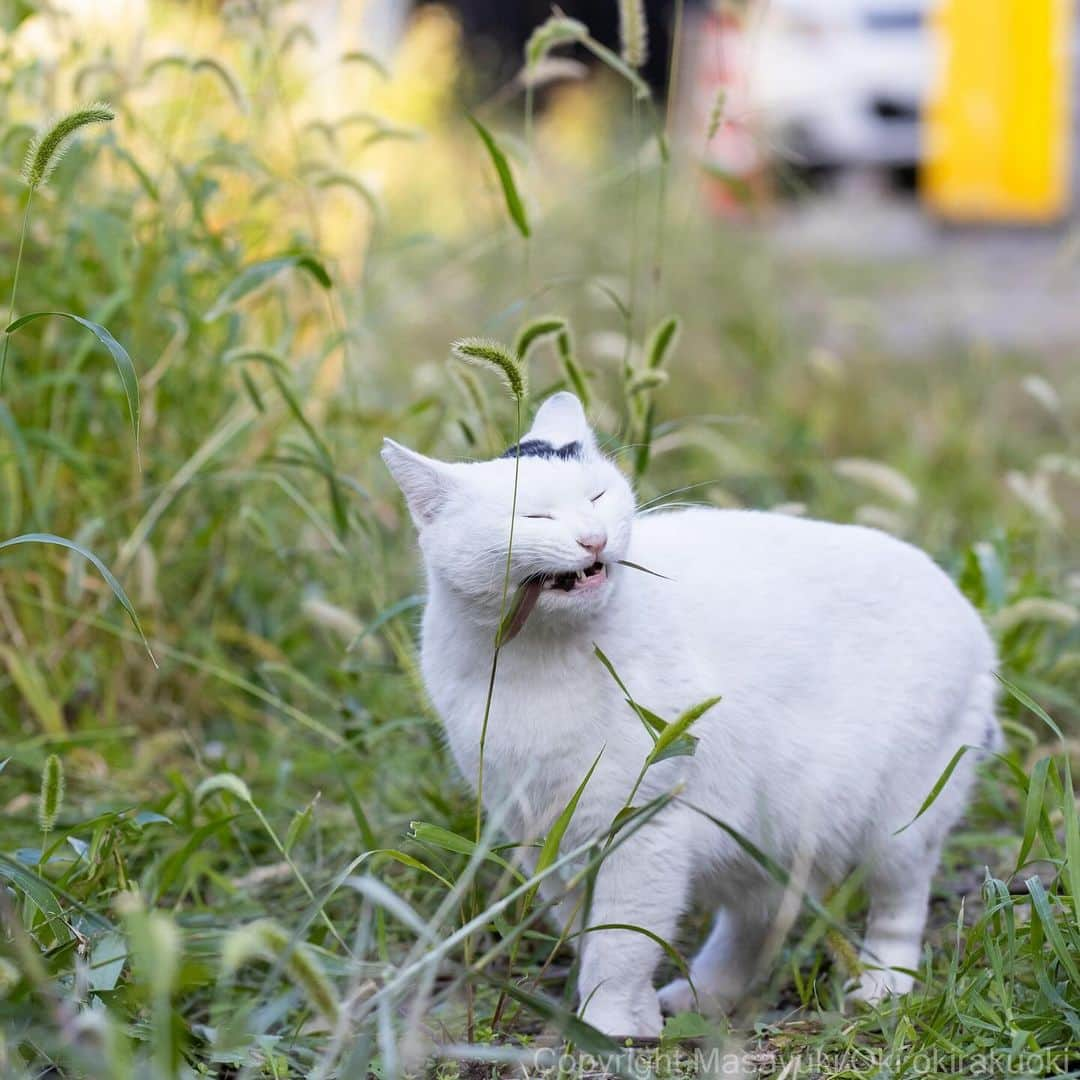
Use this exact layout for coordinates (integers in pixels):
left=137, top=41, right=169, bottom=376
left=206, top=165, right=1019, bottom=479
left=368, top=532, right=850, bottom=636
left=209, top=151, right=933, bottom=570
left=500, top=439, right=582, bottom=462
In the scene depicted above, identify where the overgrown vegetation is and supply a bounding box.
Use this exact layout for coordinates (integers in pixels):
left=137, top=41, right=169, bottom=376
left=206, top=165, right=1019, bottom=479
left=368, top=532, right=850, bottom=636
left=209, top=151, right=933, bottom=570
left=1, top=1, right=1078, bottom=1077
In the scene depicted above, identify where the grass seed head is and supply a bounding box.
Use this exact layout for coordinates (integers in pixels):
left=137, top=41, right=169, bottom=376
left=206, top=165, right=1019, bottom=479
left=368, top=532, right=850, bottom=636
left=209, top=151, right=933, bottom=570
left=22, top=103, right=115, bottom=190
left=525, top=14, right=587, bottom=67
left=0, top=958, right=19, bottom=999
left=451, top=337, right=526, bottom=401
left=38, top=754, right=64, bottom=834
left=646, top=315, right=681, bottom=370
left=618, top=0, right=649, bottom=69
left=223, top=918, right=340, bottom=1023
left=628, top=369, right=669, bottom=396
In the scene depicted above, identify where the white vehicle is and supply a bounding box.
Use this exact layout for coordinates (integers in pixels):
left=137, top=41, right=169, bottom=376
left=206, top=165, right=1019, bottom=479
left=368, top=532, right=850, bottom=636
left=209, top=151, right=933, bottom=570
left=748, top=0, right=935, bottom=169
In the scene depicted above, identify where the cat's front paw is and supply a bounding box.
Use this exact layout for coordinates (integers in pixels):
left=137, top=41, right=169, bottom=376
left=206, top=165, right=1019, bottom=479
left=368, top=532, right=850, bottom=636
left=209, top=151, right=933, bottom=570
left=657, top=978, right=696, bottom=1016
left=846, top=967, right=914, bottom=1008
left=580, top=989, right=662, bottom=1040
left=658, top=978, right=736, bottom=1018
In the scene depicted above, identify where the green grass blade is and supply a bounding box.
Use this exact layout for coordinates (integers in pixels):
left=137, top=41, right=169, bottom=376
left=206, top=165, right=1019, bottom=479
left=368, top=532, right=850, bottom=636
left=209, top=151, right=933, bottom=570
left=1027, top=876, right=1080, bottom=986
left=894, top=744, right=973, bottom=835
left=205, top=254, right=332, bottom=321
left=1017, top=755, right=1051, bottom=870
left=468, top=116, right=530, bottom=238
left=996, top=673, right=1064, bottom=741
left=646, top=695, right=719, bottom=765
left=5, top=311, right=140, bottom=462
left=1063, top=760, right=1080, bottom=929
left=526, top=749, right=603, bottom=907
left=0, top=532, right=154, bottom=664
left=514, top=316, right=565, bottom=361
left=408, top=821, right=526, bottom=883
left=578, top=922, right=691, bottom=982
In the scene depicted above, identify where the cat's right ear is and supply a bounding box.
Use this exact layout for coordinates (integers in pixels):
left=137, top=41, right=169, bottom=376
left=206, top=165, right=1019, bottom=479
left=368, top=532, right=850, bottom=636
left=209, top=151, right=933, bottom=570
left=381, top=439, right=454, bottom=528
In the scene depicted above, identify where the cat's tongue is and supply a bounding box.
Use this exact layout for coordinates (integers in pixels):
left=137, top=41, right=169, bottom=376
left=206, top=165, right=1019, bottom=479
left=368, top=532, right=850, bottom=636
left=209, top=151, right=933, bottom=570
left=494, top=579, right=544, bottom=647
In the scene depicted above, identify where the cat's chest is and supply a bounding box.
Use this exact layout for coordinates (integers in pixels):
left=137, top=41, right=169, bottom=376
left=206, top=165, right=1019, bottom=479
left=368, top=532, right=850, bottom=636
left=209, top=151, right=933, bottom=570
left=421, top=626, right=697, bottom=838
left=427, top=638, right=621, bottom=765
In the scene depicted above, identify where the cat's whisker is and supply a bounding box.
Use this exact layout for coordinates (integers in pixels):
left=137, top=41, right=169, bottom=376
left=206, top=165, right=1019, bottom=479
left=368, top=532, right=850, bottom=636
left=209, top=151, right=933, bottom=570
left=637, top=480, right=721, bottom=511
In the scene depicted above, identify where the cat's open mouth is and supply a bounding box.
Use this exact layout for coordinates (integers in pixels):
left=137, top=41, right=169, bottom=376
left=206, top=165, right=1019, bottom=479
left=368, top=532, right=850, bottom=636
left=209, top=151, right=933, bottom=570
left=533, top=560, right=607, bottom=593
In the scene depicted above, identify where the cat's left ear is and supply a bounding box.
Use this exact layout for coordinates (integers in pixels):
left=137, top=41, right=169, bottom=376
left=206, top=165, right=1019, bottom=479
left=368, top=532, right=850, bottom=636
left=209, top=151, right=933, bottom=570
left=525, top=392, right=597, bottom=455
left=381, top=439, right=455, bottom=528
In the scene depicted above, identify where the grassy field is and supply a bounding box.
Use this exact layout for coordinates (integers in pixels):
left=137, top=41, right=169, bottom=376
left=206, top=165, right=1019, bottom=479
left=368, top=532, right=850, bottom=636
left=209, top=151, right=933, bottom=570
left=1, top=2, right=1079, bottom=1077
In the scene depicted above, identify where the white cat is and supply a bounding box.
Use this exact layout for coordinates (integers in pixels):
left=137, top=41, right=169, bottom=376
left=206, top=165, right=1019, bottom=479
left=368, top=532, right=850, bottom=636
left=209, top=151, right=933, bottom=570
left=382, top=392, right=1000, bottom=1039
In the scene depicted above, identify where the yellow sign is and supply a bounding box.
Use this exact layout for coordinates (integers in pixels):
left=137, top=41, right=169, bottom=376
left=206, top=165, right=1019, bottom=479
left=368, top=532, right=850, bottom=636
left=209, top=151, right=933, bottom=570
left=923, top=0, right=1072, bottom=222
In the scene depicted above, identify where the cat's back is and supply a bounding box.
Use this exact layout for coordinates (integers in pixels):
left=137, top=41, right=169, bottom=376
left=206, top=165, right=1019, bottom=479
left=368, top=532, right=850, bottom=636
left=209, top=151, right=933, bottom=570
left=625, top=506, right=988, bottom=659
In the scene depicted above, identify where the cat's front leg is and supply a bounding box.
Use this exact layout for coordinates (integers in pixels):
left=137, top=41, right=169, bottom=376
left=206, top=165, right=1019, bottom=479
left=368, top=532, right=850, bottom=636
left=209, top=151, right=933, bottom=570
left=576, top=821, right=692, bottom=1039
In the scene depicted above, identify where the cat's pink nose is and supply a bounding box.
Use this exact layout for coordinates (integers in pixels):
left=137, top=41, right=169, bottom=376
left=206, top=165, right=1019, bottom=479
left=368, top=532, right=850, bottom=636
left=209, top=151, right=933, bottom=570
left=577, top=531, right=607, bottom=557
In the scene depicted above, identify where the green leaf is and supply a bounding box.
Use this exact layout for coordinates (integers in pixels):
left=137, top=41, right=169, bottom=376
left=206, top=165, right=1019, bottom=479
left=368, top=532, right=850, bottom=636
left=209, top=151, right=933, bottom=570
left=408, top=821, right=525, bottom=883
left=487, top=977, right=619, bottom=1055
left=634, top=703, right=667, bottom=741
left=366, top=849, right=453, bottom=889
left=960, top=541, right=1007, bottom=611
left=205, top=254, right=332, bottom=321
left=0, top=852, right=113, bottom=936
left=1027, top=876, right=1080, bottom=985
left=285, top=798, right=317, bottom=854
left=194, top=773, right=252, bottom=805
left=647, top=696, right=719, bottom=766
left=88, top=931, right=127, bottom=993
left=527, top=749, right=603, bottom=907
left=154, top=816, right=236, bottom=897
left=662, top=1011, right=711, bottom=1043
left=468, top=116, right=530, bottom=238
left=0, top=533, right=155, bottom=664
left=1016, top=756, right=1052, bottom=871
left=1063, top=762, right=1080, bottom=930
left=609, top=804, right=640, bottom=836
left=0, top=854, right=72, bottom=944
left=996, top=674, right=1064, bottom=741
left=894, top=744, right=973, bottom=834
left=594, top=644, right=662, bottom=742
left=683, top=802, right=855, bottom=940
left=579, top=922, right=691, bottom=981
left=5, top=311, right=140, bottom=459
left=514, top=316, right=565, bottom=361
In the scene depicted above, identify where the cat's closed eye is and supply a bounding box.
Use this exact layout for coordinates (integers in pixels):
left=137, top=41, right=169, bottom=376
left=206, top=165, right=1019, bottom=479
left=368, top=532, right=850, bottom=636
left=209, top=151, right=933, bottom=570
left=523, top=513, right=553, bottom=520
left=590, top=490, right=606, bottom=503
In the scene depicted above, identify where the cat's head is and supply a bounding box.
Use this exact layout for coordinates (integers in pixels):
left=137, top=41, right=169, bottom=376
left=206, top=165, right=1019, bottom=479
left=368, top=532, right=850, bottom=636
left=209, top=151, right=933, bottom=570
left=382, top=392, right=635, bottom=625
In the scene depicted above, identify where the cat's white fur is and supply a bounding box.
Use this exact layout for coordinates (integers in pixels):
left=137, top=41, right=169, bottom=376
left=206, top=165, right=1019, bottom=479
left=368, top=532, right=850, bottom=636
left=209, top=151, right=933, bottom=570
left=382, top=392, right=999, bottom=1038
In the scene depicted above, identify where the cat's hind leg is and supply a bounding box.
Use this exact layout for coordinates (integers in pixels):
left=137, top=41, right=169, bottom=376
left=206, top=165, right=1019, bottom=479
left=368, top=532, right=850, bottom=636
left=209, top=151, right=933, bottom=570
left=658, top=905, right=771, bottom=1016
left=852, top=669, right=997, bottom=1005
left=847, top=858, right=933, bottom=1004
